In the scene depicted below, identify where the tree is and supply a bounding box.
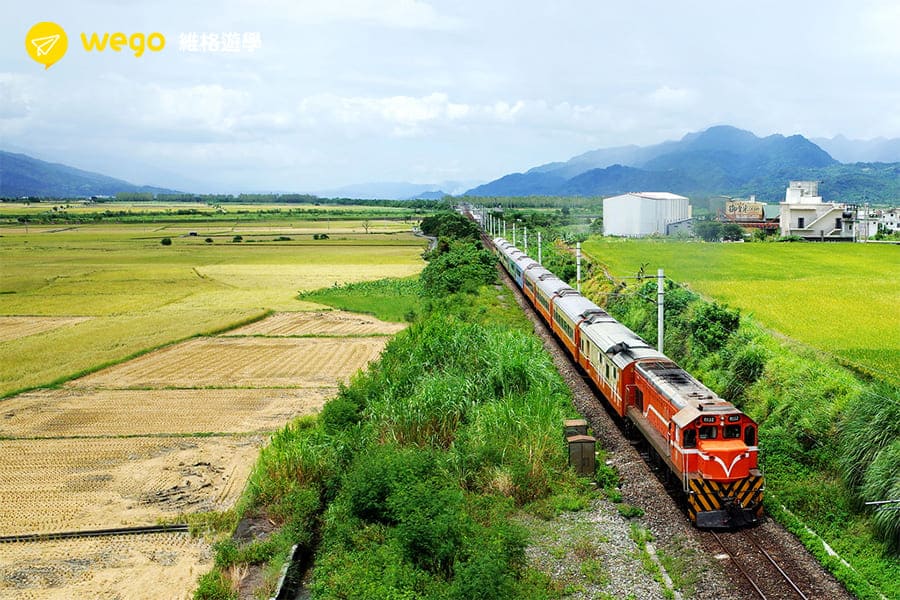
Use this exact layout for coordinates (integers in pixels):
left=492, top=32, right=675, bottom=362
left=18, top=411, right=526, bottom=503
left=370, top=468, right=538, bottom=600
left=362, top=219, right=371, bottom=234
left=160, top=237, right=172, bottom=246
left=721, top=223, right=745, bottom=241
left=694, top=220, right=723, bottom=242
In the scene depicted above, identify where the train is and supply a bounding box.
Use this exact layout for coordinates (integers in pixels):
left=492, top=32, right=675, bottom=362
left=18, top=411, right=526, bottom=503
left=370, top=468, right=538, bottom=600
left=492, top=235, right=764, bottom=528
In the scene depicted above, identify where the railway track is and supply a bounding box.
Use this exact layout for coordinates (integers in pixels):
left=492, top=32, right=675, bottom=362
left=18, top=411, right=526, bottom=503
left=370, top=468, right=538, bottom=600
left=0, top=523, right=190, bottom=544
left=709, top=529, right=810, bottom=600
left=479, top=227, right=855, bottom=600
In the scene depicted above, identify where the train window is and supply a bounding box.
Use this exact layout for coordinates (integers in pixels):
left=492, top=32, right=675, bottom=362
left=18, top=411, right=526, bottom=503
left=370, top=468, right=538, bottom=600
left=699, top=426, right=717, bottom=440
left=724, top=425, right=741, bottom=439
left=605, top=364, right=610, bottom=380
left=683, top=429, right=696, bottom=448
left=744, top=426, right=756, bottom=446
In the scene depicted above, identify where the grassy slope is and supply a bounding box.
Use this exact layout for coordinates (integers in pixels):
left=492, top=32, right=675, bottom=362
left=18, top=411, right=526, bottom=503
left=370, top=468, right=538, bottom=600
left=580, top=237, right=899, bottom=599
left=581, top=238, right=900, bottom=385
left=0, top=223, right=426, bottom=396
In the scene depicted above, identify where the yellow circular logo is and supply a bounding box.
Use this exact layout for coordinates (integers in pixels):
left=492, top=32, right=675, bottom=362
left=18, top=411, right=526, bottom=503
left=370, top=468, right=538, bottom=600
left=25, top=22, right=68, bottom=70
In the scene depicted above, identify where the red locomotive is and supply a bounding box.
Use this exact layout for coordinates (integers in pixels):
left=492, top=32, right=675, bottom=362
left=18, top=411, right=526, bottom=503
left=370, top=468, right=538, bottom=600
left=494, top=236, right=764, bottom=528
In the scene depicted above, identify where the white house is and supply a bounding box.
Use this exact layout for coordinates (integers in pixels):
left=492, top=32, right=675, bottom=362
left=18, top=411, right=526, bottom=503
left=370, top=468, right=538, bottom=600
left=603, top=192, right=691, bottom=237
left=779, top=181, right=856, bottom=241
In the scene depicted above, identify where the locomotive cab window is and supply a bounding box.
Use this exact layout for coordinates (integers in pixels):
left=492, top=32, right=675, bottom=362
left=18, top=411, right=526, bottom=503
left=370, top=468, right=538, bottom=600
left=699, top=425, right=717, bottom=440
left=744, top=425, right=756, bottom=446
left=724, top=424, right=741, bottom=439
left=683, top=429, right=696, bottom=448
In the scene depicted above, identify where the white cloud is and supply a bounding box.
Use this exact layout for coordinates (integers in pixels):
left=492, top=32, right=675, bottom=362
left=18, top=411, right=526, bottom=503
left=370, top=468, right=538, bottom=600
left=230, top=0, right=460, bottom=30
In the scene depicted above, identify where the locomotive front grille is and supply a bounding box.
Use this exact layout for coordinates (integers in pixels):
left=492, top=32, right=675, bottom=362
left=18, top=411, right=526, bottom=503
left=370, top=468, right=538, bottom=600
left=687, top=474, right=764, bottom=528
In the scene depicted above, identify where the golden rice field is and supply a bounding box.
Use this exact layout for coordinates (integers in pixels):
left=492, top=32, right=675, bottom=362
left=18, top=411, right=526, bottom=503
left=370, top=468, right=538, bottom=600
left=582, top=238, right=900, bottom=384
left=0, top=532, right=208, bottom=600
left=0, top=388, right=333, bottom=437
left=70, top=336, right=391, bottom=389
left=225, top=310, right=408, bottom=337
left=0, top=214, right=419, bottom=598
left=0, top=221, right=425, bottom=396
left=0, top=435, right=263, bottom=536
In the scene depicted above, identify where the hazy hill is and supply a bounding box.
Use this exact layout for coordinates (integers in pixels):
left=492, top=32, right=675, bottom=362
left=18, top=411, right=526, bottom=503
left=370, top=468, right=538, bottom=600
left=0, top=151, right=177, bottom=198
left=812, top=135, right=900, bottom=164
left=466, top=125, right=855, bottom=200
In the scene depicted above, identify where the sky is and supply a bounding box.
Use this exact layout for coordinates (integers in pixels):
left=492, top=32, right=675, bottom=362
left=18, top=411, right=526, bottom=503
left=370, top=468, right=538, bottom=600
left=3, top=0, right=900, bottom=193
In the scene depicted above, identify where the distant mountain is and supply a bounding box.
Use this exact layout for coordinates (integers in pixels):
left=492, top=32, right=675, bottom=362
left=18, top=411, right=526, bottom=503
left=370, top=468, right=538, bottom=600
left=812, top=135, right=900, bottom=164
left=408, top=190, right=449, bottom=200
left=317, top=180, right=480, bottom=200
left=0, top=151, right=178, bottom=198
left=467, top=126, right=839, bottom=199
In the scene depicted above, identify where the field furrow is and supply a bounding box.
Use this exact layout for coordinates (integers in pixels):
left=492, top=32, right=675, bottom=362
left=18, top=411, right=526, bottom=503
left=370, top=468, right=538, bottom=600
left=0, top=388, right=332, bottom=437
left=224, top=310, right=407, bottom=336
left=69, top=337, right=388, bottom=389
left=0, top=316, right=91, bottom=342
left=0, top=436, right=263, bottom=536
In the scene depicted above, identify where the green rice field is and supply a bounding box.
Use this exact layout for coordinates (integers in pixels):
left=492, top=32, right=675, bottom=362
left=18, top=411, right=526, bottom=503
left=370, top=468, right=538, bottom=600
left=582, top=238, right=900, bottom=384
left=0, top=220, right=427, bottom=396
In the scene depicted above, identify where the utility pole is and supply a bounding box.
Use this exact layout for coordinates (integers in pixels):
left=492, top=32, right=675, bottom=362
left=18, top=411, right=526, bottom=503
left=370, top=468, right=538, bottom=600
left=657, top=268, right=665, bottom=354
left=503, top=221, right=506, bottom=238
left=537, top=232, right=542, bottom=264
left=576, top=242, right=582, bottom=292
left=524, top=227, right=528, bottom=255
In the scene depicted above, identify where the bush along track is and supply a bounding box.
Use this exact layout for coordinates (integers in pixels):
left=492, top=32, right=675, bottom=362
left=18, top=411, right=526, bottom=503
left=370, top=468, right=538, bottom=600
left=194, top=212, right=669, bottom=600
left=582, top=260, right=900, bottom=600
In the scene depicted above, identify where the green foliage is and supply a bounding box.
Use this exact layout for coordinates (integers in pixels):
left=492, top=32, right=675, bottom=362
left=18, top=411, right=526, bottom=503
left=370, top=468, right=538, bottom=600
left=193, top=570, right=237, bottom=600
left=839, top=385, right=900, bottom=495
left=861, top=440, right=900, bottom=551
left=299, top=278, right=423, bottom=323
left=341, top=445, right=439, bottom=523
left=231, top=235, right=243, bottom=243
left=693, top=220, right=722, bottom=241
left=205, top=237, right=213, bottom=243
left=721, top=223, right=745, bottom=241
left=616, top=504, right=645, bottom=519
left=689, top=301, right=740, bottom=353
left=160, top=236, right=172, bottom=245
left=419, top=211, right=482, bottom=242
left=420, top=242, right=496, bottom=297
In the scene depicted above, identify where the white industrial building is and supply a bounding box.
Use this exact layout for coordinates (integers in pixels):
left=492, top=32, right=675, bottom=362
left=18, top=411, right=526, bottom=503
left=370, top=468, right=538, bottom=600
left=603, top=192, right=692, bottom=237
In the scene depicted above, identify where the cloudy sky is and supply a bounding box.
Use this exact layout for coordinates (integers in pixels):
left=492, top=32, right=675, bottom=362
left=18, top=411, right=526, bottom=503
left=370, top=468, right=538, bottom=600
left=3, top=1, right=900, bottom=193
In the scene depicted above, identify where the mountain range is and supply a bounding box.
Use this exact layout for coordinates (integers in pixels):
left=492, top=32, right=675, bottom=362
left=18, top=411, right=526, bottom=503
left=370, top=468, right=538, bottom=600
left=5, top=126, right=900, bottom=201
left=0, top=151, right=177, bottom=198
left=465, top=126, right=900, bottom=202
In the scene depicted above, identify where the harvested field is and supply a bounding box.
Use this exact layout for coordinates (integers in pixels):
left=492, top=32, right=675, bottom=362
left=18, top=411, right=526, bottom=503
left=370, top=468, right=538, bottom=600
left=0, top=316, right=91, bottom=343
left=0, top=436, right=263, bottom=536
left=0, top=532, right=208, bottom=600
left=224, top=310, right=407, bottom=337
left=0, top=388, right=332, bottom=438
left=70, top=337, right=388, bottom=389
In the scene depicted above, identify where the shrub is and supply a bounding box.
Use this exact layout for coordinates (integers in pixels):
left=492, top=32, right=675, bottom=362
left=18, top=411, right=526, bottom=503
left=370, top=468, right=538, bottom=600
left=389, top=481, right=467, bottom=577
left=690, top=301, right=740, bottom=353
left=420, top=242, right=496, bottom=297
left=232, top=235, right=243, bottom=243
left=861, top=440, right=900, bottom=551
left=160, top=237, right=172, bottom=246
left=193, top=569, right=236, bottom=600
left=205, top=237, right=213, bottom=243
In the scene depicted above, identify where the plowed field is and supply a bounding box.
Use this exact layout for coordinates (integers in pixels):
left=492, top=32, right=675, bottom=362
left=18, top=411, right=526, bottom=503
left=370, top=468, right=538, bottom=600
left=225, top=310, right=406, bottom=337
left=70, top=337, right=389, bottom=389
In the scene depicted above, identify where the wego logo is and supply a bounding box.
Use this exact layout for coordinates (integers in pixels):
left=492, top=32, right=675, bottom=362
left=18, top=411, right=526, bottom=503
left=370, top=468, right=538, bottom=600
left=25, top=22, right=166, bottom=69
left=25, top=22, right=68, bottom=69
left=80, top=31, right=166, bottom=57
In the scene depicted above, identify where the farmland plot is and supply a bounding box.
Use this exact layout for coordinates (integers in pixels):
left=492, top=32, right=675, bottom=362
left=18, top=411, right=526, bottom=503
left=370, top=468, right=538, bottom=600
left=0, top=388, right=332, bottom=438
left=0, top=316, right=91, bottom=342
left=0, top=436, right=263, bottom=536
left=225, top=310, right=407, bottom=337
left=0, top=533, right=209, bottom=600
left=71, top=336, right=390, bottom=389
